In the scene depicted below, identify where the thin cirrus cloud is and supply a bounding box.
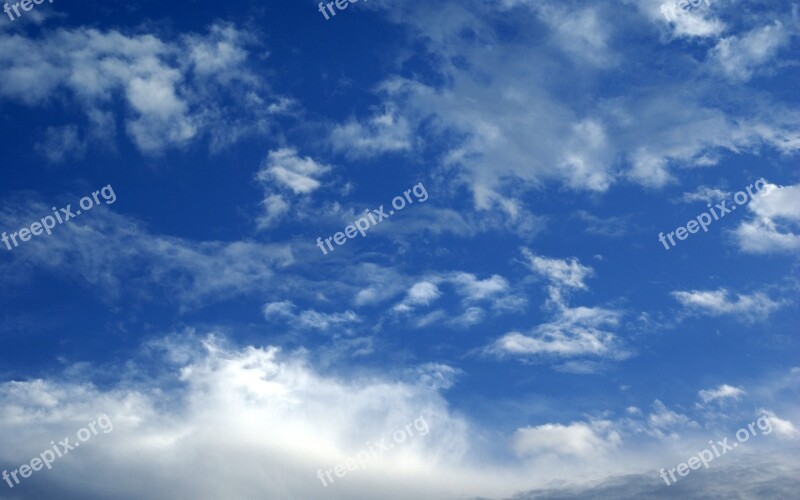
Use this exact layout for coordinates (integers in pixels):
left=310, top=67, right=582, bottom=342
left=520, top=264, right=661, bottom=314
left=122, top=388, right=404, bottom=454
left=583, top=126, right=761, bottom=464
left=671, top=288, right=783, bottom=320
left=0, top=195, right=293, bottom=309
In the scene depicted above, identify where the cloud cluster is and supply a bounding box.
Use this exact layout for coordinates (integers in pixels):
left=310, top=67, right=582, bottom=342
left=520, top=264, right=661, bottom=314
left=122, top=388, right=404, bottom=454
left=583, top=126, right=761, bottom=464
left=489, top=250, right=627, bottom=363
left=0, top=22, right=284, bottom=156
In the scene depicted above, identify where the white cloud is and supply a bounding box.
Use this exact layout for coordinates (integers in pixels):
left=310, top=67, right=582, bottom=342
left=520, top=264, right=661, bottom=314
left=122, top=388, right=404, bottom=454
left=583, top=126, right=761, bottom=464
left=492, top=304, right=624, bottom=358
left=646, top=400, right=697, bottom=439
left=758, top=409, right=799, bottom=438
left=0, top=196, right=293, bottom=310
left=262, top=300, right=297, bottom=319
left=656, top=1, right=725, bottom=39
left=490, top=251, right=626, bottom=361
left=512, top=421, right=621, bottom=458
left=734, top=182, right=800, bottom=254
left=536, top=6, right=618, bottom=67
left=393, top=281, right=442, bottom=312
left=521, top=249, right=594, bottom=291
left=331, top=108, right=413, bottom=159
left=0, top=22, right=282, bottom=155
left=354, top=0, right=798, bottom=213
left=256, top=193, right=291, bottom=229
left=406, top=363, right=463, bottom=390
left=258, top=148, right=331, bottom=195
left=708, top=22, right=791, bottom=82
left=263, top=301, right=360, bottom=331
left=0, top=332, right=481, bottom=500
left=298, top=309, right=360, bottom=330
left=450, top=273, right=509, bottom=301
left=699, top=384, right=746, bottom=404
left=672, top=288, right=783, bottom=320
left=680, top=186, right=731, bottom=204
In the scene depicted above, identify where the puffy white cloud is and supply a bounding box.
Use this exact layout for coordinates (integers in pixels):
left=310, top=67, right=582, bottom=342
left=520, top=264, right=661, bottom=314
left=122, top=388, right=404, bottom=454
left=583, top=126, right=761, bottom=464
left=450, top=273, right=509, bottom=301
left=672, top=288, right=783, bottom=320
left=0, top=332, right=483, bottom=500
left=734, top=182, right=800, bottom=254
left=331, top=108, right=413, bottom=159
left=0, top=22, right=282, bottom=155
left=708, top=22, right=791, bottom=82
left=352, top=0, right=798, bottom=215
left=257, top=193, right=291, bottom=229
left=253, top=148, right=333, bottom=228
left=758, top=409, right=799, bottom=438
left=646, top=400, right=698, bottom=439
left=699, top=384, right=746, bottom=404
left=653, top=0, right=725, bottom=39
left=258, top=148, right=331, bottom=195
left=393, top=281, right=442, bottom=312
left=492, top=304, right=624, bottom=358
left=491, top=251, right=626, bottom=361
left=512, top=421, right=621, bottom=458
left=521, top=249, right=594, bottom=291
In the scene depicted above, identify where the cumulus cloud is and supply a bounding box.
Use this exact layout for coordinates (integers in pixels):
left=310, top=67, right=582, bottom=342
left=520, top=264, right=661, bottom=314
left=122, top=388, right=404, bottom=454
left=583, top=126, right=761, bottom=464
left=0, top=332, right=480, bottom=500
left=698, top=384, right=745, bottom=404
left=393, top=281, right=442, bottom=312
left=331, top=108, right=413, bottom=159
left=386, top=272, right=517, bottom=326
left=758, top=409, right=799, bottom=438
left=646, top=400, right=698, bottom=439
left=734, top=182, right=800, bottom=254
left=353, top=0, right=799, bottom=214
left=258, top=148, right=331, bottom=195
left=489, top=251, right=626, bottom=362
left=521, top=249, right=594, bottom=292
left=708, top=22, right=791, bottom=82
left=450, top=273, right=509, bottom=302
left=512, top=421, right=621, bottom=459
left=254, top=148, right=333, bottom=228
left=493, top=305, right=624, bottom=359
left=0, top=22, right=283, bottom=155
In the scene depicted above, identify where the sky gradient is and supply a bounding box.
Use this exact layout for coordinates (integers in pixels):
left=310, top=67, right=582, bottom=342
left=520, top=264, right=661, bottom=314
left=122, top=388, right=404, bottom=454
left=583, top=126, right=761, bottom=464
left=0, top=0, right=798, bottom=498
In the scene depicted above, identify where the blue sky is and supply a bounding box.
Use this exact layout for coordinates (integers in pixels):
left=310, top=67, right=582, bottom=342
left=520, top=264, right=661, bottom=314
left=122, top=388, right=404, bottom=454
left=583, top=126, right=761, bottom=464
left=0, top=0, right=798, bottom=498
